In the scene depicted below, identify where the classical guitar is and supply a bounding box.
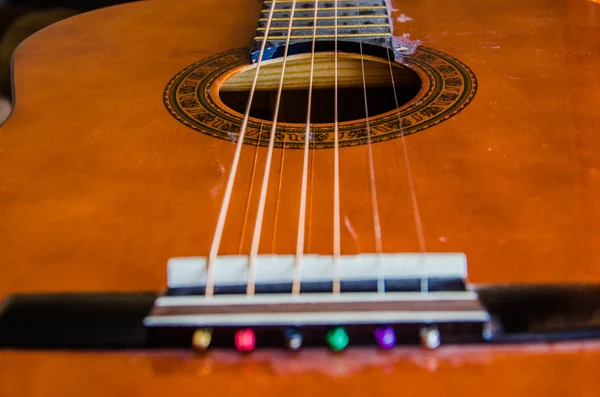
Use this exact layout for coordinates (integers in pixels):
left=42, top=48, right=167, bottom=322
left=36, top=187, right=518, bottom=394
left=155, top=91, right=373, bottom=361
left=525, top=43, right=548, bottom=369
left=1, top=0, right=600, bottom=394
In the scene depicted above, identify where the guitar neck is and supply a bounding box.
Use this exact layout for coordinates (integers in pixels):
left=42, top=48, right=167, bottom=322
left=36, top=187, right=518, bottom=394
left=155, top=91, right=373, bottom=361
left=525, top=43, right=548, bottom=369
left=251, top=0, right=394, bottom=62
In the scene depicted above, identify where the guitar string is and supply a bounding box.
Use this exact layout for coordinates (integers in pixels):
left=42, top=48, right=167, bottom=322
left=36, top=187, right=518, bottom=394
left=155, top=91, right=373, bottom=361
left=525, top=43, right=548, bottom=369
left=211, top=0, right=414, bottom=297
left=306, top=130, right=316, bottom=252
left=247, top=0, right=300, bottom=296
left=238, top=122, right=264, bottom=254
left=270, top=130, right=287, bottom=252
left=205, top=0, right=278, bottom=297
left=355, top=0, right=385, bottom=294
left=292, top=0, right=320, bottom=295
left=332, top=0, right=342, bottom=294
left=384, top=39, right=429, bottom=293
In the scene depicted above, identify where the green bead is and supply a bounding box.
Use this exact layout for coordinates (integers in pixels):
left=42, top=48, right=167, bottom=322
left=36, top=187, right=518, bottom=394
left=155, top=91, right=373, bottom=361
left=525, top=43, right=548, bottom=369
left=326, top=326, right=349, bottom=351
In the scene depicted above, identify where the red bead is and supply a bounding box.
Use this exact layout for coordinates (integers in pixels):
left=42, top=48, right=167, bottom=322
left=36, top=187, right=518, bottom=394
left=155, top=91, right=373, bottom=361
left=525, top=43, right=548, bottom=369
left=234, top=329, right=256, bottom=352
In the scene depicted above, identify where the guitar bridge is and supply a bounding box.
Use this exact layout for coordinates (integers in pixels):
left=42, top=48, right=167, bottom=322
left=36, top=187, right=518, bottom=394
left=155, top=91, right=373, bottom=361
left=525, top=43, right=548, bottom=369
left=144, top=253, right=490, bottom=350
left=2, top=254, right=600, bottom=351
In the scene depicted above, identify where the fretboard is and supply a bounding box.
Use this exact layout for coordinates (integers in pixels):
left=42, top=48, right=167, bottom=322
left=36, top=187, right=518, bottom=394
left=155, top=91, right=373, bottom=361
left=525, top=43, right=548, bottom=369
left=251, top=0, right=394, bottom=62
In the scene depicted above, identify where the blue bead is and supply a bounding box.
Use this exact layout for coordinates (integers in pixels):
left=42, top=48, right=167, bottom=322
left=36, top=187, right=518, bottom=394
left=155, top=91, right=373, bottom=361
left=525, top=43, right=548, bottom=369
left=284, top=328, right=303, bottom=350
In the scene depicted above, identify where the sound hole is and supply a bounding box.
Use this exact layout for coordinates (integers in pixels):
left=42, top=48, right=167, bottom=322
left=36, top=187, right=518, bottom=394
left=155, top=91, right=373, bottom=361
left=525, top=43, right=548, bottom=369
left=218, top=54, right=422, bottom=124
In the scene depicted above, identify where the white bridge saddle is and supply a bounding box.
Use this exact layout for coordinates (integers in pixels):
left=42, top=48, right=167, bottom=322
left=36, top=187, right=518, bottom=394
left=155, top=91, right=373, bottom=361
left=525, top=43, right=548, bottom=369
left=146, top=253, right=489, bottom=332
left=166, top=253, right=468, bottom=289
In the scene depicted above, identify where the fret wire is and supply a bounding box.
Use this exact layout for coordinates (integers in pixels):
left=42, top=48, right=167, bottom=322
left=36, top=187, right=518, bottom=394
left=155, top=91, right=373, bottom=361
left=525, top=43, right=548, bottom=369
left=254, top=33, right=391, bottom=40
left=259, top=15, right=389, bottom=21
left=261, top=6, right=386, bottom=12
left=256, top=24, right=389, bottom=30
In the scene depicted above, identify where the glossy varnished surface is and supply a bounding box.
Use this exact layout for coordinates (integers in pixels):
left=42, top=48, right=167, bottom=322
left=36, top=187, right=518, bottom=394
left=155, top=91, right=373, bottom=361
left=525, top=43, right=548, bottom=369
left=1, top=0, right=600, bottom=394
left=2, top=345, right=600, bottom=396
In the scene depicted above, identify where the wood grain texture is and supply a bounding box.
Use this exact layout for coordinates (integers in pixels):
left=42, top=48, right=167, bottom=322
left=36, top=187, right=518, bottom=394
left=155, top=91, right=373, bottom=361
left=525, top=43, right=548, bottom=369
left=220, top=54, right=419, bottom=90
left=1, top=0, right=600, bottom=394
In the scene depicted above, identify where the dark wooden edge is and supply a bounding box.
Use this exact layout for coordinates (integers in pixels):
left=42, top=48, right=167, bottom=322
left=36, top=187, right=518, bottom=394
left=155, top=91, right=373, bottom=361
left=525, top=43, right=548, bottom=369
left=0, top=285, right=599, bottom=348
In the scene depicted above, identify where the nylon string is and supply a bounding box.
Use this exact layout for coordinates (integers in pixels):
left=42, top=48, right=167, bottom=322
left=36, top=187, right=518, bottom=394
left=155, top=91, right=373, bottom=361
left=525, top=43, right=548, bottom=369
left=270, top=131, right=287, bottom=252
left=247, top=0, right=300, bottom=296
left=384, top=38, right=429, bottom=293
left=332, top=0, right=342, bottom=294
left=238, top=122, right=264, bottom=254
left=205, top=0, right=279, bottom=297
left=292, top=0, right=320, bottom=295
left=355, top=0, right=385, bottom=293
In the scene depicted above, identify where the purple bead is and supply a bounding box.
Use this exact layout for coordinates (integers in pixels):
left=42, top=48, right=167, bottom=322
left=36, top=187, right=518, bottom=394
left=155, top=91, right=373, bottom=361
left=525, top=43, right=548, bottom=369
left=374, top=326, right=396, bottom=349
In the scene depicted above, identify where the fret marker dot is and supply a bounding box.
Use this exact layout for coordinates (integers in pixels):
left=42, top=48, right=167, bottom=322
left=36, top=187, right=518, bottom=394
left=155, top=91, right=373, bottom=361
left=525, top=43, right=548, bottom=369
left=326, top=326, right=349, bottom=351
left=235, top=329, right=256, bottom=352
left=374, top=326, right=396, bottom=349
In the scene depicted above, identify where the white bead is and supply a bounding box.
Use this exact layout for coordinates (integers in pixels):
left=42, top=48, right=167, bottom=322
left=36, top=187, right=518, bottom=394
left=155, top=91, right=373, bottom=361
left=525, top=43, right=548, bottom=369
left=420, top=326, right=441, bottom=350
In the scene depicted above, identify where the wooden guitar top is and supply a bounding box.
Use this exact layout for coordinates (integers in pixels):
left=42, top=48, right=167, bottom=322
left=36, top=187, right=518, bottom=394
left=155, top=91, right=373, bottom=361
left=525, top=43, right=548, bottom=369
left=1, top=0, right=600, bottom=394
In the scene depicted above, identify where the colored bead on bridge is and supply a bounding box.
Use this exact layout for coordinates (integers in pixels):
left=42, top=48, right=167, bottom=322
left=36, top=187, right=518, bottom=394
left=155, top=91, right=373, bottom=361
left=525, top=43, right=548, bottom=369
left=326, top=326, right=349, bottom=351
left=234, top=329, right=256, bottom=352
left=374, top=326, right=396, bottom=349
left=284, top=328, right=303, bottom=351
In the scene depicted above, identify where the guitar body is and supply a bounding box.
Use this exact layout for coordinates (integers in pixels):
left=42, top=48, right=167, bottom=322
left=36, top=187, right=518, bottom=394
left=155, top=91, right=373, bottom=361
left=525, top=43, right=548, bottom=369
left=1, top=0, right=600, bottom=394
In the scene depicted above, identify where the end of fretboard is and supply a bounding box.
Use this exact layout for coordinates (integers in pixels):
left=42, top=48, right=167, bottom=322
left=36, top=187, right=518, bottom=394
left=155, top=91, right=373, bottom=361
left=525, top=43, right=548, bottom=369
left=250, top=0, right=396, bottom=63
